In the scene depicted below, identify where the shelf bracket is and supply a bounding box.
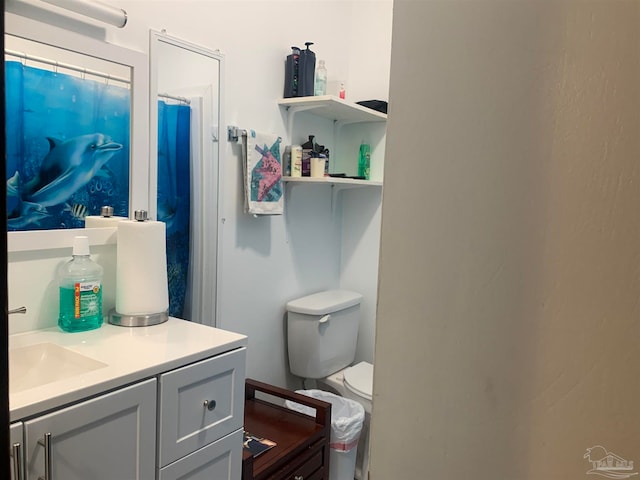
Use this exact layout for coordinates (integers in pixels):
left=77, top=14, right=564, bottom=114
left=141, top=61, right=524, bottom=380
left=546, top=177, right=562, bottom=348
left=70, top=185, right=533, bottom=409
left=285, top=105, right=318, bottom=143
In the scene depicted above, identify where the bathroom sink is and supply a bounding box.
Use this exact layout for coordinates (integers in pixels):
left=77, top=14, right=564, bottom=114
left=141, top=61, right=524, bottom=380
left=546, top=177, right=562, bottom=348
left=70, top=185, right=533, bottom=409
left=10, top=342, right=108, bottom=393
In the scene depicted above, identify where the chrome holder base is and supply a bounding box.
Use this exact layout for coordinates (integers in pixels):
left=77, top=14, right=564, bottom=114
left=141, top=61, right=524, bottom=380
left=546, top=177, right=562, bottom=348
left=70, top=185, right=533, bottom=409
left=108, top=309, right=168, bottom=327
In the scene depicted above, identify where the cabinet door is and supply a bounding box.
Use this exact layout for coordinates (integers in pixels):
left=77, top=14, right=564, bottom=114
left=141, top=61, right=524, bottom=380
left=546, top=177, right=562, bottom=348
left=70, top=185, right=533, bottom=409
left=158, top=429, right=243, bottom=480
left=159, top=347, right=246, bottom=466
left=10, top=422, right=23, bottom=480
left=24, top=378, right=156, bottom=480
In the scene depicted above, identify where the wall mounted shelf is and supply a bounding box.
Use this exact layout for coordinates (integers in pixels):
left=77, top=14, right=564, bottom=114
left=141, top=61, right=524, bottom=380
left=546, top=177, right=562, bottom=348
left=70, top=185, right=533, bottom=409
left=278, top=96, right=387, bottom=183
left=283, top=176, right=382, bottom=188
left=283, top=176, right=382, bottom=219
left=278, top=95, right=387, bottom=125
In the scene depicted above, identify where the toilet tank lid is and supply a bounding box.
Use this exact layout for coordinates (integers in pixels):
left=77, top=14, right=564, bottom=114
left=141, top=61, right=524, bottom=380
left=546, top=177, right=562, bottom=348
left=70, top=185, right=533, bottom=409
left=287, top=290, right=363, bottom=315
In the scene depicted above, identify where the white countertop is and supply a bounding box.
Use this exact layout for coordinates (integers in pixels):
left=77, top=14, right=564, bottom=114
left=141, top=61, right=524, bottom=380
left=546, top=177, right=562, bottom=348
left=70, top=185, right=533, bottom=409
left=10, top=318, right=248, bottom=421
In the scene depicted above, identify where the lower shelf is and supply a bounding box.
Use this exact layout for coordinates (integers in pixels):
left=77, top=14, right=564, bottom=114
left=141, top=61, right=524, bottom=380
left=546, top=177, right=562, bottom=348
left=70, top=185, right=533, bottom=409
left=283, top=176, right=382, bottom=188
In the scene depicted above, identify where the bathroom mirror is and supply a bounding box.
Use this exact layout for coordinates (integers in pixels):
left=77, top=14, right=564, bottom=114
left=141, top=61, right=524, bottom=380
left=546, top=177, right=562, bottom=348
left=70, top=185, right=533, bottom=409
left=5, top=13, right=149, bottom=252
left=149, top=30, right=222, bottom=326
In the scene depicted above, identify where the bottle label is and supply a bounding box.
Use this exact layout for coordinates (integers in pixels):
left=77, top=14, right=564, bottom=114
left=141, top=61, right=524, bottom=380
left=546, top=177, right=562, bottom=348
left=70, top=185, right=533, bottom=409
left=73, top=281, right=102, bottom=319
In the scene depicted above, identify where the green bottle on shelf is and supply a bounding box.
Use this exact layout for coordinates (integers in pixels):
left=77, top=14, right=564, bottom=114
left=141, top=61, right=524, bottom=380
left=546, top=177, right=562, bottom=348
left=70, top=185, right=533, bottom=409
left=358, top=142, right=371, bottom=180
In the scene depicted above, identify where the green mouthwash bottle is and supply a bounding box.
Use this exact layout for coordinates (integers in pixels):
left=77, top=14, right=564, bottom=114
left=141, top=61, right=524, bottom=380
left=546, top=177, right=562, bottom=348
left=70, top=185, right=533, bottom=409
left=58, top=235, right=104, bottom=332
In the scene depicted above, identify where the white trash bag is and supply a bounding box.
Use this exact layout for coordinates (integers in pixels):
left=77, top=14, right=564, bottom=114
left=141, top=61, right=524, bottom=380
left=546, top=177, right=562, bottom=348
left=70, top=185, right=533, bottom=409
left=285, top=389, right=365, bottom=452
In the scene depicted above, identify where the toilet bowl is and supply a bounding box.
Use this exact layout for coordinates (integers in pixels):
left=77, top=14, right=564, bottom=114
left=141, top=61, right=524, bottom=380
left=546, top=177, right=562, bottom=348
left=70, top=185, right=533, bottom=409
left=322, top=361, right=373, bottom=413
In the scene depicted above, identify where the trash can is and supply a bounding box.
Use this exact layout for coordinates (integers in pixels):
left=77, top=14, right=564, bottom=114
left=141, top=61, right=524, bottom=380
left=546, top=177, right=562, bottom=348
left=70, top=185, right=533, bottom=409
left=285, top=389, right=365, bottom=480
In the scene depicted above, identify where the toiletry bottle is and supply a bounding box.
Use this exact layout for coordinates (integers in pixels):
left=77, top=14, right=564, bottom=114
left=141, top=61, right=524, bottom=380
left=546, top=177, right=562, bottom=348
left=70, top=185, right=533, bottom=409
left=284, top=46, right=300, bottom=98
left=358, top=142, right=371, bottom=180
left=283, top=145, right=292, bottom=176
left=58, top=235, right=104, bottom=332
left=339, top=82, right=346, bottom=99
left=314, top=60, right=327, bottom=96
left=297, top=42, right=316, bottom=97
left=301, top=135, right=316, bottom=177
left=291, top=145, right=303, bottom=177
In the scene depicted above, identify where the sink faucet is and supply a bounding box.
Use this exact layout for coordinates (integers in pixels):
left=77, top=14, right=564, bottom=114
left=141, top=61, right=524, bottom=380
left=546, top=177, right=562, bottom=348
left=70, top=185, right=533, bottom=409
left=8, top=306, right=27, bottom=315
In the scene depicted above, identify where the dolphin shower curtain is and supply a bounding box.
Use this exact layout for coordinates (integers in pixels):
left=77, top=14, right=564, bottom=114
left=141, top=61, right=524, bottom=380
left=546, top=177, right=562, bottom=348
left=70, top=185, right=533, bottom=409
left=157, top=100, right=191, bottom=318
left=5, top=61, right=130, bottom=230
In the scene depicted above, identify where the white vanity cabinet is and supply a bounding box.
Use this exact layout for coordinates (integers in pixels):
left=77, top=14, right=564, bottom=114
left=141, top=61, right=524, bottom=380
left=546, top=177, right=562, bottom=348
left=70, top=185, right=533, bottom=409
left=158, top=348, right=246, bottom=479
left=9, top=319, right=248, bottom=480
left=24, top=378, right=157, bottom=480
left=10, top=422, right=23, bottom=480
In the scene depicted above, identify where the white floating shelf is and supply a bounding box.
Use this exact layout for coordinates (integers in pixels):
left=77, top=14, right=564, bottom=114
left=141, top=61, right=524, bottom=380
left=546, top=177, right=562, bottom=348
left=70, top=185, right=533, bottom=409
left=278, top=95, right=387, bottom=124
left=283, top=176, right=382, bottom=187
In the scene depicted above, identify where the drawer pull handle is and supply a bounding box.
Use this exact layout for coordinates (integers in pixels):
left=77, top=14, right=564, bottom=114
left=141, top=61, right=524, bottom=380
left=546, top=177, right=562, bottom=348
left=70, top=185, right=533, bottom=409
left=203, top=399, right=217, bottom=411
left=37, top=432, right=52, bottom=480
left=294, top=476, right=304, bottom=480
left=11, top=442, right=23, bottom=480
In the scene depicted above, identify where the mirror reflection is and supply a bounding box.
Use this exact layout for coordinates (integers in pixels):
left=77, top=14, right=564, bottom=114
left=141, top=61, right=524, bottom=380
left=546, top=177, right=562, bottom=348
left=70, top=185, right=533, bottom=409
left=149, top=31, right=221, bottom=325
left=5, top=34, right=132, bottom=231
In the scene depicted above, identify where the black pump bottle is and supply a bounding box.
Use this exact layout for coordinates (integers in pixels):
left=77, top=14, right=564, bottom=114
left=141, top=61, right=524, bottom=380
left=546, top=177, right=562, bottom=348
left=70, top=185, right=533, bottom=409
left=284, top=46, right=300, bottom=98
left=297, top=42, right=316, bottom=97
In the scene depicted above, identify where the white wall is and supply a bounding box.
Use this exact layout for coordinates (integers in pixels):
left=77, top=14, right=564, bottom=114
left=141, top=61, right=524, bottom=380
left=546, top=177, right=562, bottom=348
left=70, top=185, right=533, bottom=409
left=6, top=0, right=392, bottom=388
left=371, top=1, right=640, bottom=478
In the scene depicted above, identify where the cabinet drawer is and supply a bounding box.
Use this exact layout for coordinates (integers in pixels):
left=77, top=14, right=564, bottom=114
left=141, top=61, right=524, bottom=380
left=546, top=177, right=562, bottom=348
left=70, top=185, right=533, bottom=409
left=158, top=428, right=243, bottom=480
left=285, top=448, right=324, bottom=480
left=265, top=440, right=326, bottom=480
left=159, top=347, right=246, bottom=466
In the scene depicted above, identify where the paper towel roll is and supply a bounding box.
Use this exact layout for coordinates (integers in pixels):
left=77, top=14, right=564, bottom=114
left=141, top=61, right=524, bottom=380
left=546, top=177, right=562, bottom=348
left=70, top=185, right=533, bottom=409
left=116, top=219, right=169, bottom=315
left=84, top=215, right=128, bottom=228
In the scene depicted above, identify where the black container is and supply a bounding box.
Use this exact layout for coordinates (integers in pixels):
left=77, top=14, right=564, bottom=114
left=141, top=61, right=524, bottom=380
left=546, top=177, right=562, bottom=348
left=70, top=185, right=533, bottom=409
left=297, top=42, right=316, bottom=97
left=284, top=46, right=300, bottom=98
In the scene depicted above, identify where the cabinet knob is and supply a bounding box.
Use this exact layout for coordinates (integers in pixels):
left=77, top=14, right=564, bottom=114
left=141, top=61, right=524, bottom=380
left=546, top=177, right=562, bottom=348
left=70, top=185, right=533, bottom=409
left=294, top=476, right=304, bottom=480
left=203, top=399, right=217, bottom=411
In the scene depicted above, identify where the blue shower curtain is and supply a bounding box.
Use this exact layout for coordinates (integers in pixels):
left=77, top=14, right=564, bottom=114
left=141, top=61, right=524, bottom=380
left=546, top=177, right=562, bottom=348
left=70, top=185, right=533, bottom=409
left=5, top=61, right=130, bottom=230
left=157, top=100, right=191, bottom=318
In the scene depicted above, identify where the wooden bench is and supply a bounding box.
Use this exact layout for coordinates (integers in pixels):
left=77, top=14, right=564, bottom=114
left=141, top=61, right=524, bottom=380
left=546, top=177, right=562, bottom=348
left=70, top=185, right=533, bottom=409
left=242, top=378, right=331, bottom=480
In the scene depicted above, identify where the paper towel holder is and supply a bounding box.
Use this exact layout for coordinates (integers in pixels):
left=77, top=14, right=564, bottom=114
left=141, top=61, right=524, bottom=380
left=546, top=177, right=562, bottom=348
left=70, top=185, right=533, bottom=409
left=108, top=209, right=169, bottom=327
left=108, top=309, right=169, bottom=327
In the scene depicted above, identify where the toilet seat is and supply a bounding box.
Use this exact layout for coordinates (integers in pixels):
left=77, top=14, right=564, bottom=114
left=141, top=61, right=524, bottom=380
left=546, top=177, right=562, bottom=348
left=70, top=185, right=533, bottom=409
left=343, top=361, right=373, bottom=401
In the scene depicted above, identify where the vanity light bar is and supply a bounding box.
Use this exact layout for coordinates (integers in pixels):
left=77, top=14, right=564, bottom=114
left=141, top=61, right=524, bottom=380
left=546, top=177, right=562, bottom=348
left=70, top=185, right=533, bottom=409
left=40, top=0, right=127, bottom=28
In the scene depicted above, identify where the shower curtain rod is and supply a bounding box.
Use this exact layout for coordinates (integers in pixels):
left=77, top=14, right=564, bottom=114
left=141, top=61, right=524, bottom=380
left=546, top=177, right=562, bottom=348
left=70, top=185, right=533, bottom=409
left=5, top=49, right=130, bottom=85
left=158, top=93, right=191, bottom=105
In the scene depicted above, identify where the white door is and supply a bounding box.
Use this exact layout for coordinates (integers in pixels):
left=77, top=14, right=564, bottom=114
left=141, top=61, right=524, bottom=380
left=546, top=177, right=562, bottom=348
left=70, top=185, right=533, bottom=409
left=24, top=379, right=156, bottom=480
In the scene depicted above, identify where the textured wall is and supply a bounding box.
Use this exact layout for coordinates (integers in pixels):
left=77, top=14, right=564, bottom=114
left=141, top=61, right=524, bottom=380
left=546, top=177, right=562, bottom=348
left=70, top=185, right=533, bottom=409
left=372, top=1, right=640, bottom=478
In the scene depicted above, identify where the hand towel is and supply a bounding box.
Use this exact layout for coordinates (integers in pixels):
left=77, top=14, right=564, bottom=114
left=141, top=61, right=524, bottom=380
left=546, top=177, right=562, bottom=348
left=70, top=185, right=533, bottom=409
left=242, top=130, right=283, bottom=215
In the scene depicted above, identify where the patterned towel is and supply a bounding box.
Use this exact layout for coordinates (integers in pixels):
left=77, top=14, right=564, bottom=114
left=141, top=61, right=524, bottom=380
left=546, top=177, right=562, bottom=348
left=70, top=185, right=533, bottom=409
left=242, top=130, right=283, bottom=215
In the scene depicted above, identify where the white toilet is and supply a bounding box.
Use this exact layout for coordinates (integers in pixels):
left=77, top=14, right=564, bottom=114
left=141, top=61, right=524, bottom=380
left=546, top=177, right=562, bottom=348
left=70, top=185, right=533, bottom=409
left=287, top=289, right=373, bottom=480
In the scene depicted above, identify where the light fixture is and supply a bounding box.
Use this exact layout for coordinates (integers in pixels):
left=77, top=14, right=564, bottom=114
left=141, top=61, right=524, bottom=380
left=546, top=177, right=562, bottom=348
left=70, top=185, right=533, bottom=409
left=40, top=0, right=127, bottom=28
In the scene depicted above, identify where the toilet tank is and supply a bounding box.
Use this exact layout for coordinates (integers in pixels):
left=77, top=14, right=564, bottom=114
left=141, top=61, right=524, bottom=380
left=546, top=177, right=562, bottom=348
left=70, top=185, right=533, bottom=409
left=287, top=289, right=362, bottom=379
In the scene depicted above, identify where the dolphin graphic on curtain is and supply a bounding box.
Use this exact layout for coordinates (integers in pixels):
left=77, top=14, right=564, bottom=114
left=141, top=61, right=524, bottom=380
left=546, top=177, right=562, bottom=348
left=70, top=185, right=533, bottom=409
left=157, top=100, right=191, bottom=318
left=5, top=61, right=130, bottom=230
